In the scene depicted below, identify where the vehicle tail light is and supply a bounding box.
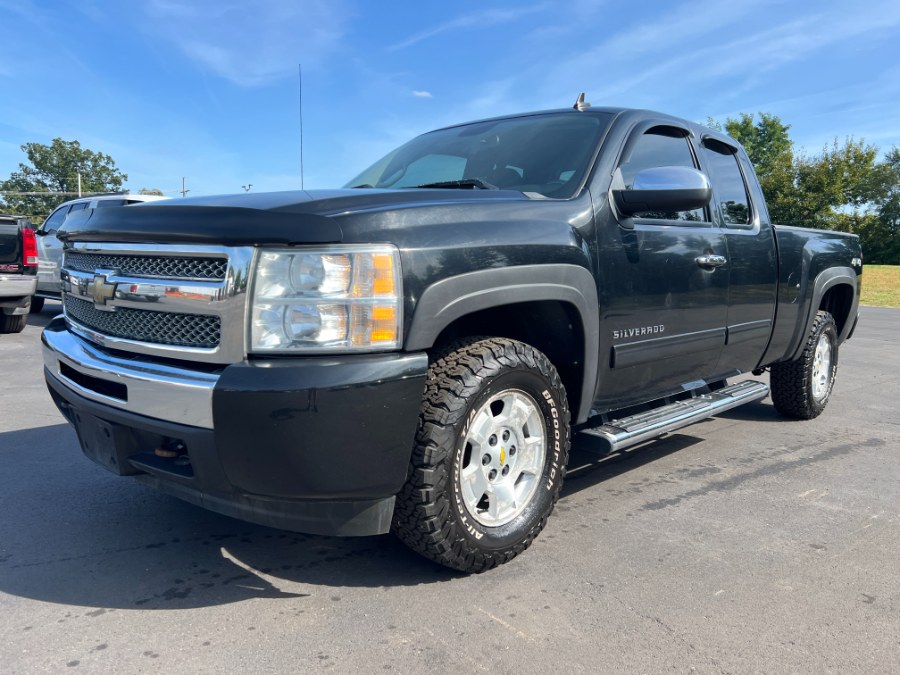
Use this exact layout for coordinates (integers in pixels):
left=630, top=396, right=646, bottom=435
left=22, top=227, right=38, bottom=267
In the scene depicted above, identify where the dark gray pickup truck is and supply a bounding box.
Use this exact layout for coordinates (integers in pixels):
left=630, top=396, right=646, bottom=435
left=0, top=214, right=38, bottom=333
left=42, top=104, right=861, bottom=572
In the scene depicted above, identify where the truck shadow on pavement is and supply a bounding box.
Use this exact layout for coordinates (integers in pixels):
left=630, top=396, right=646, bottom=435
left=0, top=424, right=456, bottom=612
left=562, top=432, right=704, bottom=500
left=0, top=412, right=760, bottom=610
left=713, top=399, right=786, bottom=422
left=561, top=398, right=789, bottom=498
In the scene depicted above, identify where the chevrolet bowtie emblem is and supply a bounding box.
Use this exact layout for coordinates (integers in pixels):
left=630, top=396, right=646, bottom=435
left=90, top=274, right=117, bottom=307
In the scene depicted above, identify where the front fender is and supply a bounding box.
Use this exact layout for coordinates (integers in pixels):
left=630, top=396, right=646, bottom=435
left=405, top=264, right=599, bottom=423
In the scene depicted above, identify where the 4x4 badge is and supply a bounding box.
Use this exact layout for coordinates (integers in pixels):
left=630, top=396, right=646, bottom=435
left=90, top=274, right=117, bottom=307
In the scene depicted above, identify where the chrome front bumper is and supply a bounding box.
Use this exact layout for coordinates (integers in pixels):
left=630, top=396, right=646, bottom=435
left=42, top=317, right=219, bottom=428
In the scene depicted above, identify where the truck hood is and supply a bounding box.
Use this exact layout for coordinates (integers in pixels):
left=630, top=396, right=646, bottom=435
left=57, top=188, right=528, bottom=246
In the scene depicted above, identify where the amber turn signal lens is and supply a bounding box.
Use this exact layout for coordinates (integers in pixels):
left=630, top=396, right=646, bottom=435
left=370, top=306, right=397, bottom=342
left=372, top=254, right=395, bottom=295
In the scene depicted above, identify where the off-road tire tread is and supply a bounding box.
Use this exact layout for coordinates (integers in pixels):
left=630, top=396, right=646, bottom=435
left=770, top=310, right=837, bottom=420
left=392, top=337, right=570, bottom=573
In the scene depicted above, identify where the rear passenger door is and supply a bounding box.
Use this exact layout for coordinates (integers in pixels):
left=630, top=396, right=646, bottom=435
left=699, top=138, right=777, bottom=374
left=594, top=124, right=729, bottom=409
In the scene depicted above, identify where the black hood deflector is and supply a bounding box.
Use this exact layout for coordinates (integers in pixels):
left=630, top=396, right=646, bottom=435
left=57, top=204, right=343, bottom=246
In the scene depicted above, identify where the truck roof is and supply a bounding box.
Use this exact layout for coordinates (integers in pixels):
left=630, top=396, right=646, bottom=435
left=430, top=105, right=739, bottom=149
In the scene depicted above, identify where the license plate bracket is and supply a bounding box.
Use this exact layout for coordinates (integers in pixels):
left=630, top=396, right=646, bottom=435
left=71, top=411, right=142, bottom=476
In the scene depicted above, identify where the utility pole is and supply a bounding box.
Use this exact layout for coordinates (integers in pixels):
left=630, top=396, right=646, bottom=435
left=181, top=177, right=190, bottom=198
left=77, top=172, right=82, bottom=198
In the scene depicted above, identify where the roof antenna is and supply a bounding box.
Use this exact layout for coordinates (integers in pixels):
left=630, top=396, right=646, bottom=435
left=298, top=64, right=305, bottom=190
left=573, top=92, right=590, bottom=111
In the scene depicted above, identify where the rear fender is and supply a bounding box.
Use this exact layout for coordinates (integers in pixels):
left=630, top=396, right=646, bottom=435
left=788, top=266, right=858, bottom=360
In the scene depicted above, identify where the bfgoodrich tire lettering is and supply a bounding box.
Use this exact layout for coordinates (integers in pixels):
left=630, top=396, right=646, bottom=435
left=771, top=310, right=838, bottom=420
left=392, top=337, right=570, bottom=573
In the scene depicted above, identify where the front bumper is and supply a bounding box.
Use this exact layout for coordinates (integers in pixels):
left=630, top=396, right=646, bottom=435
left=43, top=317, right=429, bottom=536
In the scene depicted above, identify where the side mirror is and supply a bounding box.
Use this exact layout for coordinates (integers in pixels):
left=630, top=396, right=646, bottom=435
left=612, top=166, right=712, bottom=217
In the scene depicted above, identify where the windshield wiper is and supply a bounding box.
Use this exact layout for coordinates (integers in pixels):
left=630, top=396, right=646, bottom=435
left=414, top=179, right=499, bottom=190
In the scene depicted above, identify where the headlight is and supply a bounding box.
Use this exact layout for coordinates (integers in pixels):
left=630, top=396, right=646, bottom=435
left=250, top=245, right=402, bottom=352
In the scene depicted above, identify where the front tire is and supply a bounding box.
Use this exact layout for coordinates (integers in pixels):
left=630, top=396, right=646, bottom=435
left=392, top=338, right=570, bottom=573
left=771, top=310, right=838, bottom=420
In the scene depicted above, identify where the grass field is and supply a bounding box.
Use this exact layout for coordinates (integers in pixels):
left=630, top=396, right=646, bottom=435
left=861, top=265, right=900, bottom=308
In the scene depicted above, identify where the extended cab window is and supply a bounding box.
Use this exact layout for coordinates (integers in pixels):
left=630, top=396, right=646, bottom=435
left=618, top=128, right=706, bottom=222
left=702, top=140, right=751, bottom=227
left=42, top=206, right=70, bottom=233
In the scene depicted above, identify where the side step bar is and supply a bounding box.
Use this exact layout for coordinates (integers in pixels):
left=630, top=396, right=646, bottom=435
left=579, top=380, right=769, bottom=453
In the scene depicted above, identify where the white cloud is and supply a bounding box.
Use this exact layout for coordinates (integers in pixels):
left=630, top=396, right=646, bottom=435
left=503, top=0, right=900, bottom=116
left=412, top=90, right=433, bottom=99
left=142, top=0, right=351, bottom=87
left=387, top=5, right=548, bottom=51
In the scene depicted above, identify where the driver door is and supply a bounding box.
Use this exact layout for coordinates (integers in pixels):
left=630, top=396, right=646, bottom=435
left=593, top=124, right=729, bottom=410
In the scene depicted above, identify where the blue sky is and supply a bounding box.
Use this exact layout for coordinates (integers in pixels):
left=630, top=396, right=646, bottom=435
left=1, top=0, right=898, bottom=197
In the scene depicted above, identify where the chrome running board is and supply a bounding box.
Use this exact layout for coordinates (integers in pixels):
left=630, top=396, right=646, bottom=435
left=580, top=380, right=769, bottom=452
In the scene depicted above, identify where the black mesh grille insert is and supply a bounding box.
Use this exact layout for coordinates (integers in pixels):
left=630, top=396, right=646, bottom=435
left=65, top=252, right=227, bottom=280
left=64, top=295, right=221, bottom=348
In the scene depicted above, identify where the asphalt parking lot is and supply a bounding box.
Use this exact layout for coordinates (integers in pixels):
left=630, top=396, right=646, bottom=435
left=1, top=302, right=898, bottom=673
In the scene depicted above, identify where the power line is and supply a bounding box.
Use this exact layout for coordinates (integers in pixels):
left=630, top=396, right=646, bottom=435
left=0, top=191, right=126, bottom=196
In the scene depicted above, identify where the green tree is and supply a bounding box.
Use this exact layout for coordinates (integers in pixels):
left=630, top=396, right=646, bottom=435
left=789, top=138, right=881, bottom=228
left=721, top=112, right=793, bottom=177
left=0, top=138, right=128, bottom=220
left=714, top=114, right=884, bottom=227
left=863, top=146, right=900, bottom=263
left=711, top=113, right=798, bottom=225
left=137, top=188, right=164, bottom=196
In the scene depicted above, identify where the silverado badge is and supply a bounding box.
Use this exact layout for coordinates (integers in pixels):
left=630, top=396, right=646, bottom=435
left=613, top=325, right=665, bottom=340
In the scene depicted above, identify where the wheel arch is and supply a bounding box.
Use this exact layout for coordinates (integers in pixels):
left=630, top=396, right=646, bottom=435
left=788, top=266, right=858, bottom=360
left=404, top=264, right=599, bottom=424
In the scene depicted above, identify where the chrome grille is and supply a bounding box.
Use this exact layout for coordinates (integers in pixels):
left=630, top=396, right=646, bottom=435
left=65, top=252, right=227, bottom=280
left=65, top=295, right=221, bottom=348
left=62, top=243, right=253, bottom=363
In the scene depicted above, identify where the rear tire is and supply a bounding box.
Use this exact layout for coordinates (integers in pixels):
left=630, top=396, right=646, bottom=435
left=0, top=313, right=28, bottom=334
left=392, top=337, right=570, bottom=573
left=771, top=310, right=838, bottom=420
left=29, top=296, right=44, bottom=313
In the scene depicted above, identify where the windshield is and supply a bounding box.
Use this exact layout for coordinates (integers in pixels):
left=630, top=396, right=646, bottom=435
left=345, top=112, right=612, bottom=199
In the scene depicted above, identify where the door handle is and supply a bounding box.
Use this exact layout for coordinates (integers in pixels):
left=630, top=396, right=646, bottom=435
left=695, top=254, right=727, bottom=268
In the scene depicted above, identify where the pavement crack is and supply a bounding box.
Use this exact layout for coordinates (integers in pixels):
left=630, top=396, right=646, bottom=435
left=610, top=595, right=730, bottom=673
